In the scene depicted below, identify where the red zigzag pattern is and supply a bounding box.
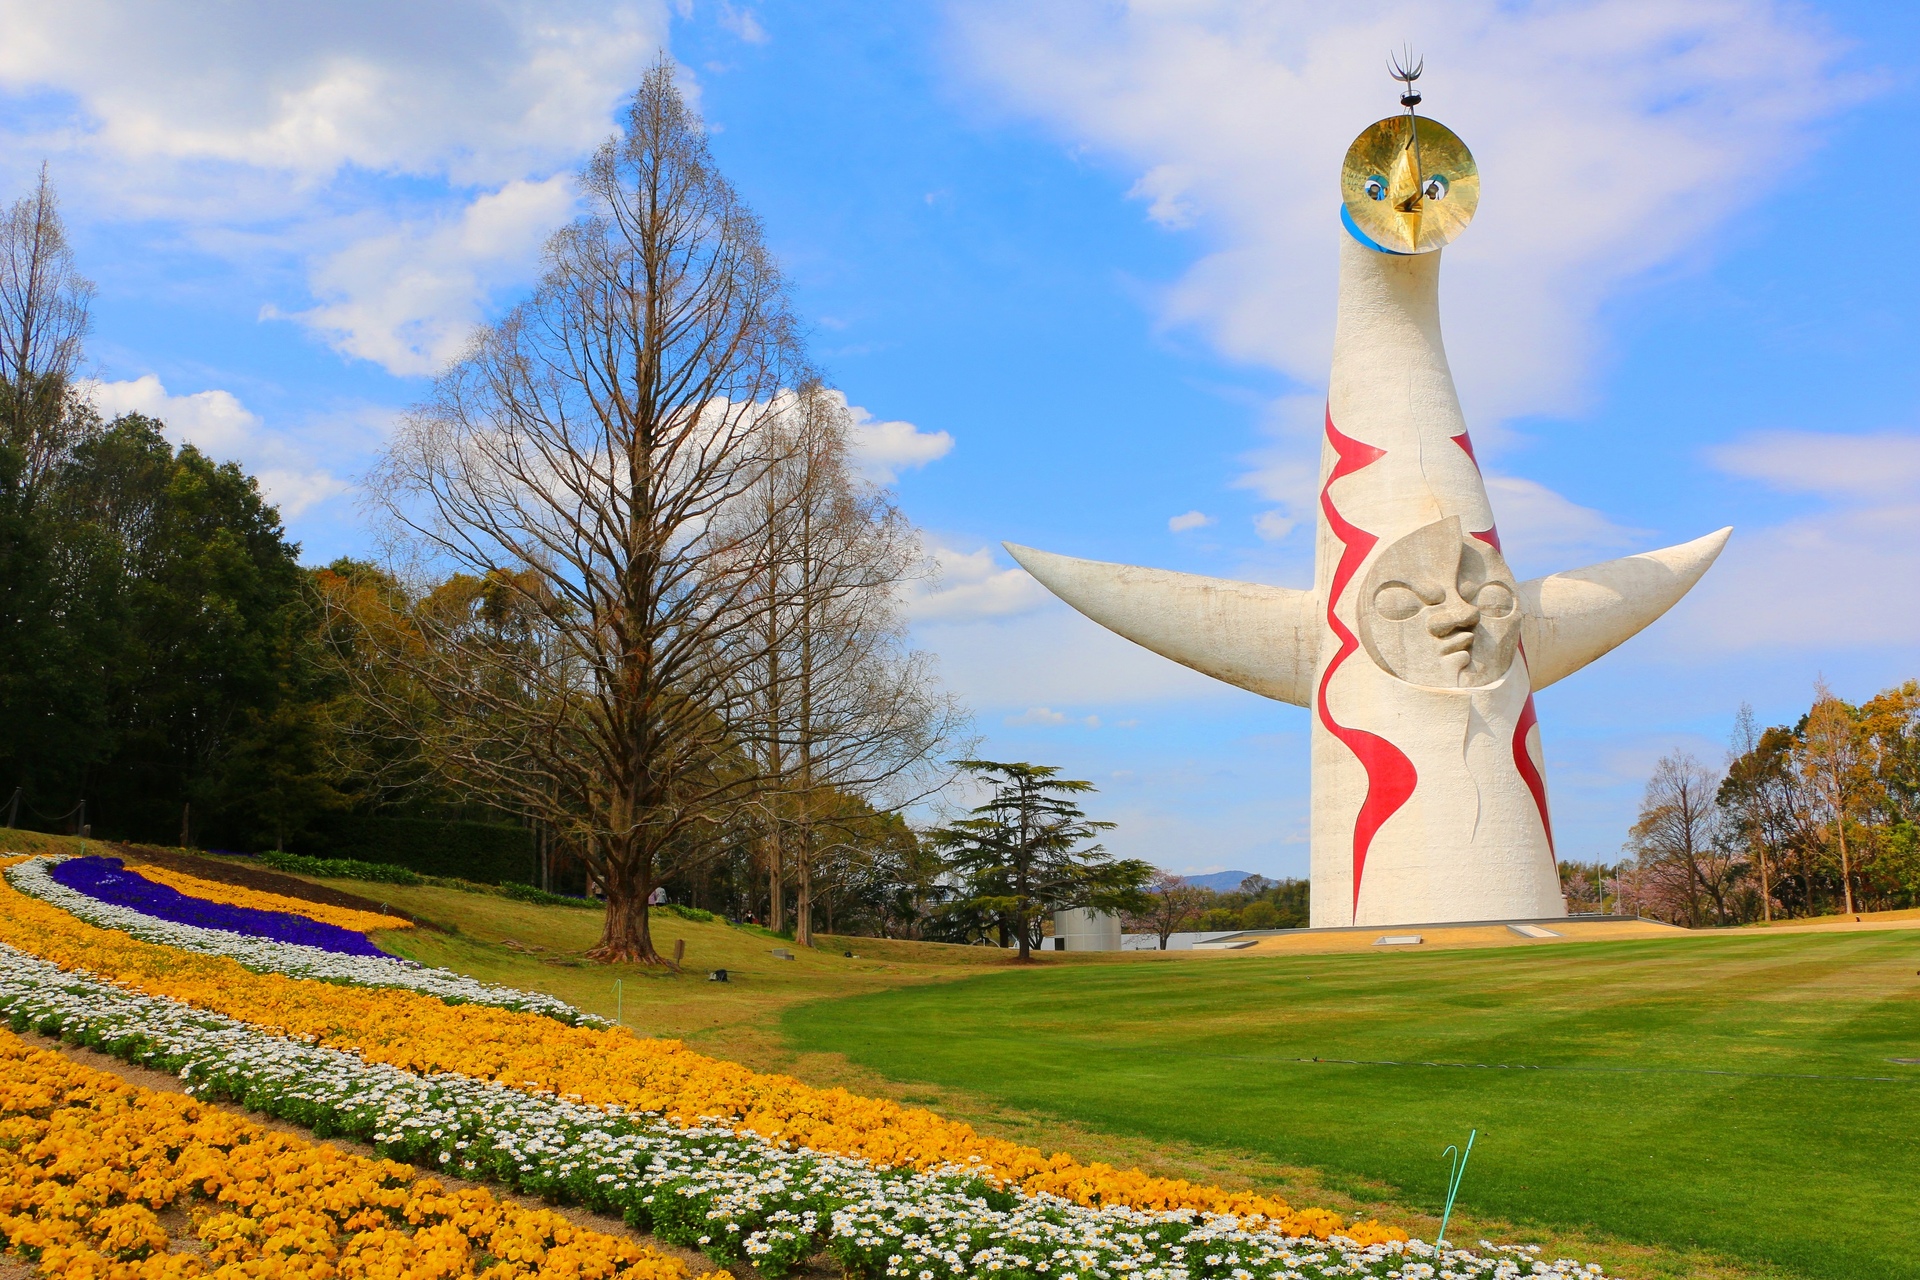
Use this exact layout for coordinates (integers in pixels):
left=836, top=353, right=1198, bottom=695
left=1450, top=431, right=1555, bottom=860
left=1316, top=411, right=1417, bottom=922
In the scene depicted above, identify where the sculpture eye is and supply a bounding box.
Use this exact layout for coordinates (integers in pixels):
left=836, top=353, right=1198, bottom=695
left=1375, top=583, right=1425, bottom=621
left=1364, top=175, right=1388, bottom=202
left=1471, top=582, right=1514, bottom=618
left=1423, top=174, right=1450, bottom=202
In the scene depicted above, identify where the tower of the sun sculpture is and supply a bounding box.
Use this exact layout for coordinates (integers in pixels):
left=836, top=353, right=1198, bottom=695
left=1007, top=66, right=1729, bottom=928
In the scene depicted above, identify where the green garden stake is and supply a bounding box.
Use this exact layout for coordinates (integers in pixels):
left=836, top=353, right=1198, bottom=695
left=615, top=978, right=623, bottom=1026
left=1436, top=1128, right=1477, bottom=1250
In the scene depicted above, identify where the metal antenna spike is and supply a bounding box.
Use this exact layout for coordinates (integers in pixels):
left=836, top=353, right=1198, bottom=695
left=1389, top=48, right=1424, bottom=108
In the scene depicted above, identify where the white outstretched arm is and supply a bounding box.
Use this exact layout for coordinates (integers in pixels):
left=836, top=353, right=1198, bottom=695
left=1517, top=527, right=1731, bottom=690
left=1003, top=543, right=1321, bottom=707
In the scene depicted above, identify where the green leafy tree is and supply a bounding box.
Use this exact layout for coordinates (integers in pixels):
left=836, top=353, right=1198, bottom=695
left=929, top=760, right=1150, bottom=961
left=0, top=414, right=323, bottom=848
left=1799, top=681, right=1878, bottom=917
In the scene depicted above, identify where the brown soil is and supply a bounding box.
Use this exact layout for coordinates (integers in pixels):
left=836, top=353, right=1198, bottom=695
left=106, top=843, right=443, bottom=931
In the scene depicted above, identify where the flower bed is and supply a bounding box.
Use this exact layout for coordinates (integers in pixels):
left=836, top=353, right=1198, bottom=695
left=0, top=942, right=1599, bottom=1280
left=7, top=854, right=1304, bottom=1217
left=52, top=854, right=393, bottom=955
left=9, top=855, right=596, bottom=1024
left=133, top=858, right=413, bottom=933
left=0, top=1025, right=701, bottom=1279
left=0, top=855, right=1611, bottom=1279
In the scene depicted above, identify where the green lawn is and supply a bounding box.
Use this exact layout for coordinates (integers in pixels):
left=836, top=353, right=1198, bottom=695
left=783, top=932, right=1920, bottom=1280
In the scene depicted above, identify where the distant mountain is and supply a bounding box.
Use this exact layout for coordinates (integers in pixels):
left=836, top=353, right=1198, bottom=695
left=1179, top=870, right=1264, bottom=893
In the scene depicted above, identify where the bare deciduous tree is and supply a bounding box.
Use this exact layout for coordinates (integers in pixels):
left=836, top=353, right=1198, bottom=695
left=730, top=389, right=964, bottom=945
left=348, top=61, right=812, bottom=964
left=1127, top=871, right=1210, bottom=949
left=1626, top=750, right=1742, bottom=926
left=0, top=164, right=95, bottom=489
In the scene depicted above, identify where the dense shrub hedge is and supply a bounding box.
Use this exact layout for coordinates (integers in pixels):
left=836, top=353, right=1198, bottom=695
left=258, top=852, right=422, bottom=885
left=311, top=816, right=537, bottom=885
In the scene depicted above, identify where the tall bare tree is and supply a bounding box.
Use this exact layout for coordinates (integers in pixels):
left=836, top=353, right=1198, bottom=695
left=351, top=61, right=811, bottom=964
left=0, top=164, right=95, bottom=489
left=1800, top=679, right=1877, bottom=916
left=730, top=388, right=963, bottom=945
left=1626, top=750, right=1741, bottom=926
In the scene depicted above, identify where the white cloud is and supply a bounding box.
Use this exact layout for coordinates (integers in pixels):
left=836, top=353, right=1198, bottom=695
left=84, top=374, right=350, bottom=517
left=1709, top=430, right=1920, bottom=501
left=1480, top=473, right=1641, bottom=577
left=1234, top=392, right=1323, bottom=549
left=716, top=3, right=769, bottom=45
left=1127, top=164, right=1200, bottom=229
left=290, top=176, right=577, bottom=376
left=1253, top=510, right=1296, bottom=542
left=0, top=2, right=671, bottom=189
left=1005, top=706, right=1102, bottom=728
left=916, top=604, right=1232, bottom=709
left=1677, top=428, right=1920, bottom=652
left=0, top=3, right=676, bottom=377
left=908, top=540, right=1053, bottom=622
left=88, top=375, right=257, bottom=455
left=953, top=0, right=1861, bottom=426
left=1168, top=509, right=1214, bottom=533
left=840, top=393, right=955, bottom=482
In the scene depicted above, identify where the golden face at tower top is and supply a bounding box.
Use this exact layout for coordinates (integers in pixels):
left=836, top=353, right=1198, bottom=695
left=1341, top=115, right=1479, bottom=254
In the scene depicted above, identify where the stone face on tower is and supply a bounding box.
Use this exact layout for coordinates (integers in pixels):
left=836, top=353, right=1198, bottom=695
left=1006, top=103, right=1729, bottom=929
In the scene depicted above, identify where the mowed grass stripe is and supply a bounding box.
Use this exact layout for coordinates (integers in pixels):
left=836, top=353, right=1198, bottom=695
left=783, top=931, right=1920, bottom=1280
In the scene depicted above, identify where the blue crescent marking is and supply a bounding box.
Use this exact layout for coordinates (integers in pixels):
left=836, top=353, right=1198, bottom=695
left=1341, top=204, right=1410, bottom=256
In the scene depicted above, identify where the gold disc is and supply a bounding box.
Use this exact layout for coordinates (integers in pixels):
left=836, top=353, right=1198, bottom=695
left=1341, top=115, right=1479, bottom=254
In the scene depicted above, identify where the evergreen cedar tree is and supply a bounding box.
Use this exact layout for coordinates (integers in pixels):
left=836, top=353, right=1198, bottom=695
left=930, top=760, right=1152, bottom=961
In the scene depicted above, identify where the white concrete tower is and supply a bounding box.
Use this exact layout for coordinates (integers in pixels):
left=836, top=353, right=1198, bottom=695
left=1005, top=80, right=1729, bottom=928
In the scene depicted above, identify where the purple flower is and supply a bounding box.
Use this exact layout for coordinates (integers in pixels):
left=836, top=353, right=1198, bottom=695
left=50, top=857, right=395, bottom=959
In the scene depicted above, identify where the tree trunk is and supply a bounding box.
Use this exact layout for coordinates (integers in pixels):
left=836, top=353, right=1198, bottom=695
left=1015, top=862, right=1032, bottom=961
left=765, top=821, right=785, bottom=932
left=1838, top=822, right=1854, bottom=916
left=589, top=843, right=668, bottom=965
left=1757, top=838, right=1772, bottom=922
left=593, top=887, right=661, bottom=964
left=795, top=845, right=813, bottom=947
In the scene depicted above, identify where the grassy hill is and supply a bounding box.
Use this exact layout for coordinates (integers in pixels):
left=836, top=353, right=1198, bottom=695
left=14, top=831, right=1915, bottom=1279
left=783, top=930, right=1920, bottom=1280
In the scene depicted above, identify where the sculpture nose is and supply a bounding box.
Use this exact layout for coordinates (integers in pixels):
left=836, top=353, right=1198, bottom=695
left=1428, top=591, right=1479, bottom=641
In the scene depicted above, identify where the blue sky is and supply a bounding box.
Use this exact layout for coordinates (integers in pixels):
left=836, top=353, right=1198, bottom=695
left=5, top=1, right=1916, bottom=877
